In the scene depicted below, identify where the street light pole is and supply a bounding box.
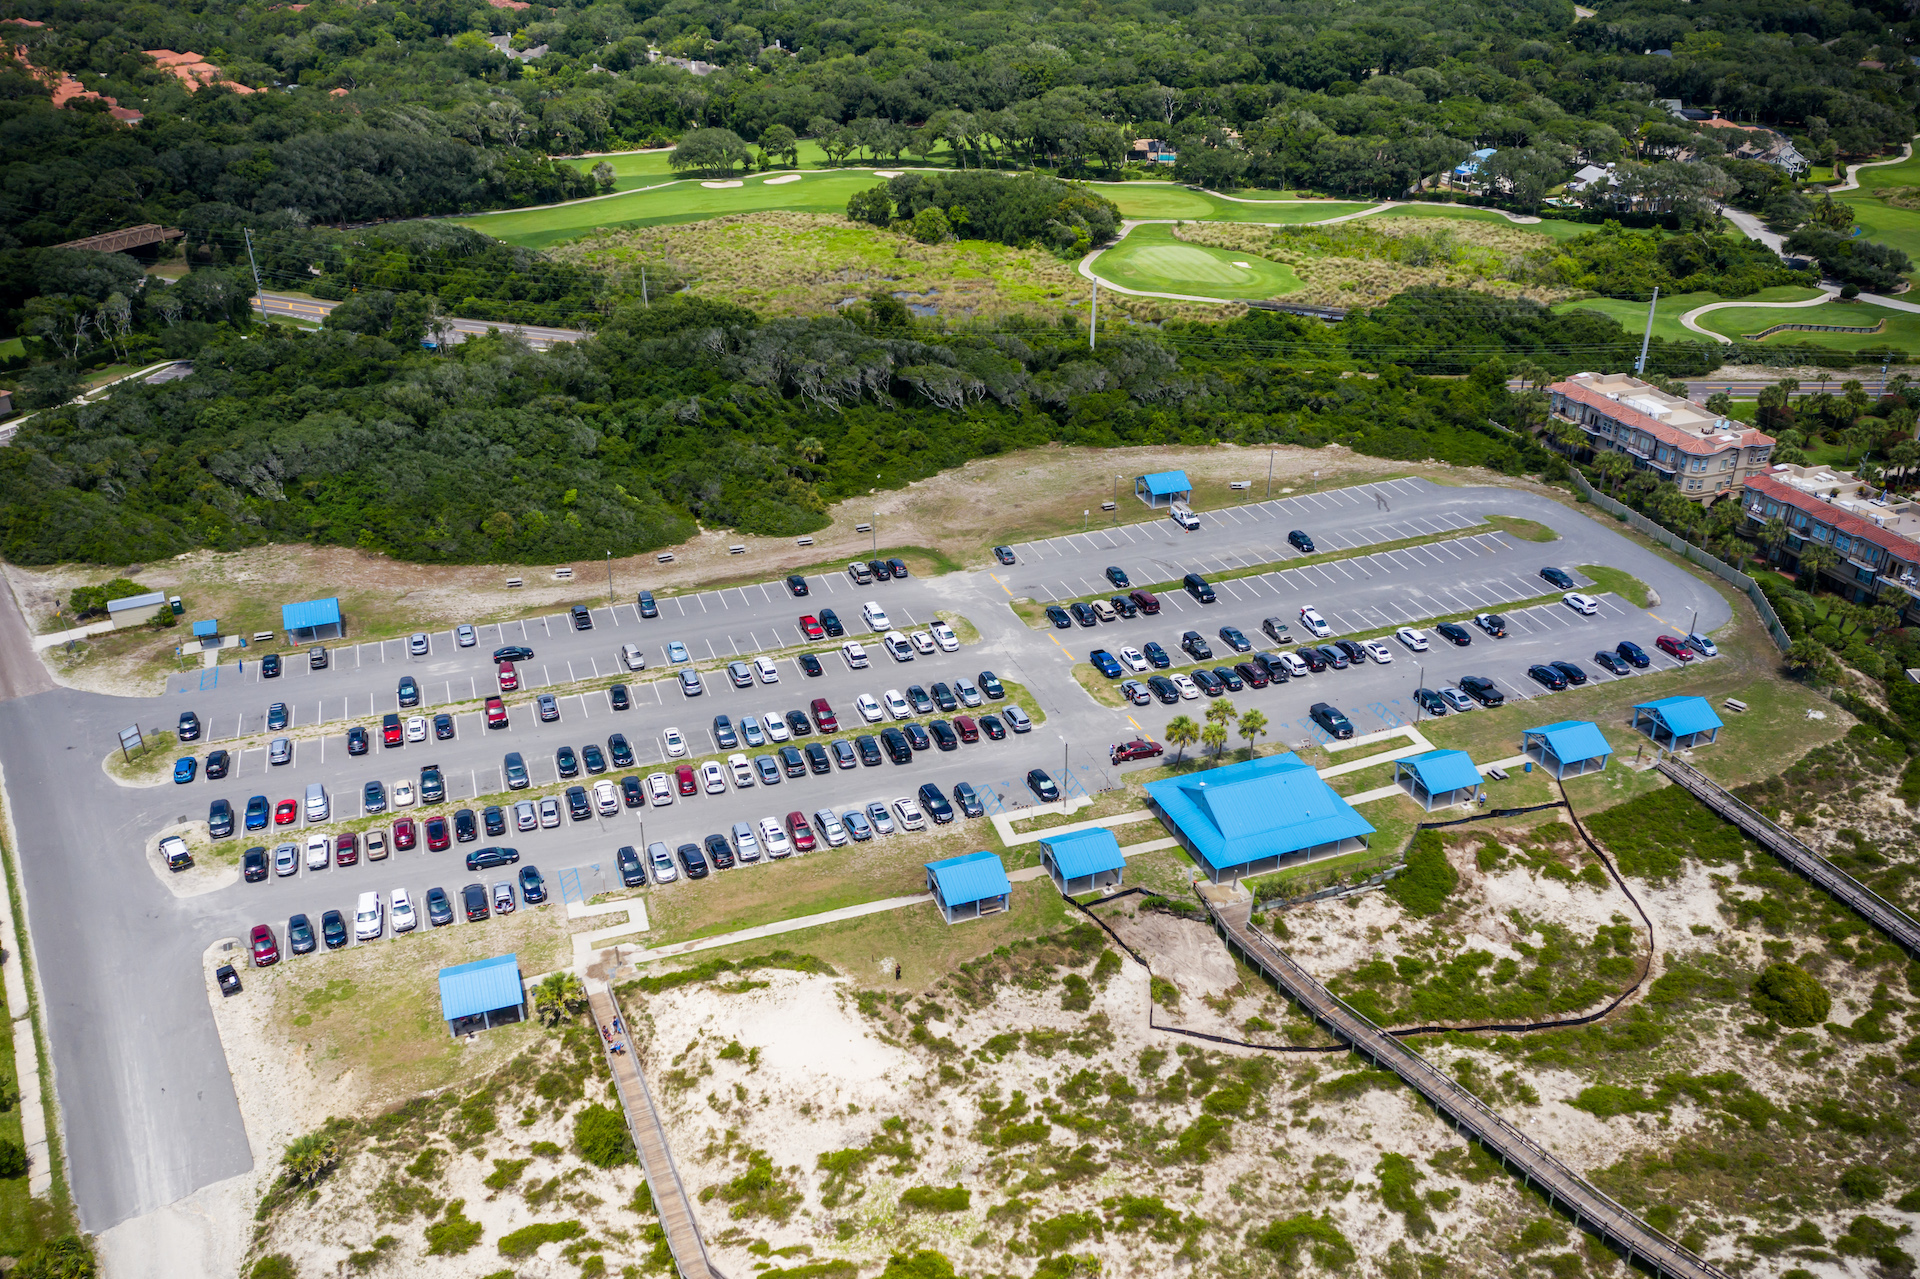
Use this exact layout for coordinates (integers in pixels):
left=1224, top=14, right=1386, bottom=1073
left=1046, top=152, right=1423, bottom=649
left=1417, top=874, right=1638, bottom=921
left=1084, top=509, right=1089, bottom=532
left=606, top=551, right=614, bottom=606
left=1415, top=663, right=1423, bottom=722
left=1266, top=449, right=1275, bottom=499
left=871, top=513, right=877, bottom=554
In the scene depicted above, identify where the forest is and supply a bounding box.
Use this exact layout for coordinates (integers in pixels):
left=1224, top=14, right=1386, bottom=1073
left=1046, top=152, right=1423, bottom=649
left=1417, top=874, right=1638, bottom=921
left=0, top=287, right=1729, bottom=565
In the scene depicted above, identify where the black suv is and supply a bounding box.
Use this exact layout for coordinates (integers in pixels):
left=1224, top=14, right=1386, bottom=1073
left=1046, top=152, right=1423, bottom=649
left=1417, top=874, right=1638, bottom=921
left=637, top=591, right=658, bottom=618
left=1310, top=702, right=1355, bottom=739
left=566, top=786, right=592, bottom=821
left=178, top=711, right=201, bottom=741
left=1180, top=631, right=1213, bottom=660
left=1182, top=572, right=1216, bottom=603
left=618, top=845, right=646, bottom=887
left=917, top=783, right=955, bottom=824
left=1105, top=566, right=1130, bottom=588
left=1288, top=530, right=1315, bottom=553
left=856, top=736, right=883, bottom=766
left=1069, top=602, right=1098, bottom=627
left=463, top=883, right=490, bottom=921
left=454, top=808, right=478, bottom=842
left=419, top=765, right=445, bottom=803
left=398, top=676, right=420, bottom=708
left=880, top=727, right=913, bottom=764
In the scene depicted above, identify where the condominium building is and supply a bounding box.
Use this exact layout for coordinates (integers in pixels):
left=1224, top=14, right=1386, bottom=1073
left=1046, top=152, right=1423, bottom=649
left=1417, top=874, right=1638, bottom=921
left=1741, top=462, right=1920, bottom=623
left=1547, top=372, right=1775, bottom=500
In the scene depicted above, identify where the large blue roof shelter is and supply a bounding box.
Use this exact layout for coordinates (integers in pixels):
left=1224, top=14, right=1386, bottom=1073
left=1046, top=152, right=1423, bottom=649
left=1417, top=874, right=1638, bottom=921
left=438, top=953, right=525, bottom=1036
left=1134, top=470, right=1193, bottom=508
left=1522, top=721, right=1613, bottom=779
left=1632, top=696, right=1723, bottom=750
left=1393, top=749, right=1483, bottom=811
left=925, top=852, right=1011, bottom=923
left=281, top=597, right=343, bottom=642
left=1144, top=752, right=1373, bottom=883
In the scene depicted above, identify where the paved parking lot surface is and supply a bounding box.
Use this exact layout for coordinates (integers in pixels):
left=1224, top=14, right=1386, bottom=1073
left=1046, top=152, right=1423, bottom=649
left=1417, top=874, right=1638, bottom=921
left=0, top=479, right=1729, bottom=1232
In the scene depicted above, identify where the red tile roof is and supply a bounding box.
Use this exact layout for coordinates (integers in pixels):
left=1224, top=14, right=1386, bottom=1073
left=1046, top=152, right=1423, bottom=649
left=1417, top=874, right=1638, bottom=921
left=1551, top=379, right=1773, bottom=457
left=1745, top=473, right=1920, bottom=565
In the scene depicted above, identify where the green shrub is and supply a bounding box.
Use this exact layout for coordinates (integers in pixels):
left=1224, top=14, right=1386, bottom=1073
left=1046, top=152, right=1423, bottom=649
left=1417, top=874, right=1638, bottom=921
left=574, top=1104, right=636, bottom=1168
left=1751, top=963, right=1830, bottom=1027
left=706, top=1148, right=804, bottom=1222
left=248, top=1258, right=295, bottom=1279
left=1376, top=1152, right=1434, bottom=1237
left=899, top=1185, right=971, bottom=1212
left=1168, top=1114, right=1230, bottom=1163
left=497, top=1220, right=583, bottom=1258
left=1150, top=977, right=1180, bottom=1009
left=0, top=1138, right=29, bottom=1178
left=1253, top=1213, right=1356, bottom=1270
left=879, top=1250, right=960, bottom=1279
left=1385, top=830, right=1457, bottom=917
left=1029, top=1211, right=1103, bottom=1254
left=14, top=1238, right=97, bottom=1279
left=1585, top=787, right=1752, bottom=883
left=1840, top=1166, right=1888, bottom=1201
left=626, top=950, right=835, bottom=995
left=423, top=1200, right=483, bottom=1256
left=1567, top=1084, right=1664, bottom=1119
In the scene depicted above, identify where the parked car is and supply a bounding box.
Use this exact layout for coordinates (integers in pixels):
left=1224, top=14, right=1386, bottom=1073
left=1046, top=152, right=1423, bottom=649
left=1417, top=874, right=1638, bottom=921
left=993, top=546, right=1016, bottom=565
left=1309, top=702, right=1354, bottom=739
left=1435, top=622, right=1473, bottom=647
left=1527, top=663, right=1568, bottom=691
left=1540, top=566, right=1575, bottom=589
left=1395, top=627, right=1429, bottom=652
left=209, top=798, right=235, bottom=838
left=1595, top=646, right=1632, bottom=675
left=1111, top=739, right=1163, bottom=763
left=1218, top=625, right=1251, bottom=653
left=618, top=845, right=646, bottom=887
left=1458, top=675, right=1505, bottom=706
left=1616, top=640, right=1651, bottom=668
left=1654, top=635, right=1694, bottom=661
left=1025, top=769, right=1060, bottom=803
left=1298, top=606, right=1332, bottom=638
left=1414, top=687, right=1448, bottom=717
left=1473, top=613, right=1508, bottom=638
left=1686, top=632, right=1718, bottom=658
left=249, top=924, right=279, bottom=967
left=1563, top=592, right=1599, bottom=615
left=1550, top=660, right=1588, bottom=686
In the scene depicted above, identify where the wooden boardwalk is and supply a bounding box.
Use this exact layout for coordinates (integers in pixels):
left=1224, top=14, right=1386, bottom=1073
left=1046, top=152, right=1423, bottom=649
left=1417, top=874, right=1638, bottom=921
left=1657, top=756, right=1920, bottom=956
left=588, top=986, right=727, bottom=1279
left=1209, top=901, right=1733, bottom=1279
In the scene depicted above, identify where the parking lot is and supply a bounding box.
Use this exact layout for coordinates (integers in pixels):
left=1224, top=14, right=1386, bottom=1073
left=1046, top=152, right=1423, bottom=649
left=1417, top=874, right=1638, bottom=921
left=0, top=476, right=1732, bottom=1234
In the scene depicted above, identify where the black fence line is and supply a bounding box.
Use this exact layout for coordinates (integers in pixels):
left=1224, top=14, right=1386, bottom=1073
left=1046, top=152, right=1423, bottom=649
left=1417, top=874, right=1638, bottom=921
left=1415, top=800, right=1568, bottom=830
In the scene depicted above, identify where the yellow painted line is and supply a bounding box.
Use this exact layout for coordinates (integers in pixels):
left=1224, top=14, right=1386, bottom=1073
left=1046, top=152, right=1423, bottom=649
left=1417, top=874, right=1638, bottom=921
left=1127, top=715, right=1144, bottom=732
left=990, top=572, right=1012, bottom=597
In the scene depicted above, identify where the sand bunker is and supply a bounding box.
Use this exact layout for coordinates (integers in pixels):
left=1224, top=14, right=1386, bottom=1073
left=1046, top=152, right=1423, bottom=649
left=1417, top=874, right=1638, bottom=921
left=763, top=173, right=802, bottom=184
left=701, top=179, right=744, bottom=188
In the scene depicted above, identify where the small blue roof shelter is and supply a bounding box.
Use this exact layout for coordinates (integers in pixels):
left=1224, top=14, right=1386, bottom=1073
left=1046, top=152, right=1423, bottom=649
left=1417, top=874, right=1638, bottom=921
left=1632, top=696, right=1723, bottom=750
left=1144, top=752, right=1374, bottom=883
left=281, top=597, right=343, bottom=643
left=1134, top=470, right=1193, bottom=508
left=438, top=953, right=525, bottom=1036
left=1522, top=720, right=1613, bottom=779
left=1393, top=749, right=1483, bottom=811
left=190, top=619, right=218, bottom=638
left=926, top=852, right=1011, bottom=924
left=1039, top=827, right=1126, bottom=895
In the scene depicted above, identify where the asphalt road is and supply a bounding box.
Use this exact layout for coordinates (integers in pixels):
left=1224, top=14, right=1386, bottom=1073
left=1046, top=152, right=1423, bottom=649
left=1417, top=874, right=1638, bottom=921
left=254, top=293, right=588, bottom=350
left=0, top=478, right=1730, bottom=1232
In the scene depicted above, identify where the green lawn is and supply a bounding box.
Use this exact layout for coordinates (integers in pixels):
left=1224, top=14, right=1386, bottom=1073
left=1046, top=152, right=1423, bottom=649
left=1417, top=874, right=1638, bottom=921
left=1698, top=300, right=1920, bottom=352
left=455, top=171, right=887, bottom=249
left=1551, top=286, right=1823, bottom=345
left=557, top=141, right=973, bottom=191
left=1390, top=204, right=1592, bottom=241
left=1836, top=152, right=1920, bottom=284
left=1088, top=223, right=1303, bottom=300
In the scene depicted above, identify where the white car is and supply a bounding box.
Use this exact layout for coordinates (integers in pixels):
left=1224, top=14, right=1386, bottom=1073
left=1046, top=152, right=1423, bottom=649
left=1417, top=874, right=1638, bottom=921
left=892, top=796, right=927, bottom=831
left=908, top=630, right=936, bottom=655
left=856, top=693, right=884, bottom=723
left=758, top=817, right=794, bottom=859
left=929, top=620, right=959, bottom=652
left=867, top=802, right=896, bottom=835
left=813, top=809, right=849, bottom=847
left=274, top=842, right=298, bottom=876
left=408, top=632, right=429, bottom=656
left=1298, top=606, right=1333, bottom=638
left=1277, top=651, right=1310, bottom=679
left=762, top=712, right=791, bottom=742
left=1439, top=687, right=1476, bottom=713
left=882, top=631, right=914, bottom=661
left=514, top=799, right=538, bottom=831
left=882, top=689, right=911, bottom=719
left=1686, top=632, right=1718, bottom=658
left=391, top=888, right=417, bottom=933
left=646, top=773, right=674, bottom=806
left=1118, top=646, right=1149, bottom=673
left=700, top=761, right=727, bottom=794
left=842, top=641, right=870, bottom=669
left=405, top=715, right=428, bottom=743
left=306, top=833, right=331, bottom=870
left=1563, top=592, right=1599, bottom=616
left=728, top=754, right=756, bottom=788
left=1361, top=640, right=1393, bottom=664
left=649, top=842, right=679, bottom=883
left=861, top=601, right=890, bottom=631
left=954, top=677, right=983, bottom=707
left=455, top=624, right=476, bottom=647
left=538, top=797, right=562, bottom=827
left=159, top=835, right=190, bottom=869
left=354, top=890, right=383, bottom=941
left=1170, top=673, right=1201, bottom=700
left=662, top=727, right=687, bottom=758
left=391, top=780, right=416, bottom=808
left=593, top=778, right=619, bottom=815
left=1395, top=627, right=1430, bottom=652
left=754, top=655, right=780, bottom=683
left=621, top=642, right=646, bottom=671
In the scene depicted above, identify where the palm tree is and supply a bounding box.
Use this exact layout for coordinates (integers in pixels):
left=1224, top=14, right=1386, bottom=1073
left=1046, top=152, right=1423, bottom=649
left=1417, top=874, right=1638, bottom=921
left=1784, top=635, right=1828, bottom=674
left=1593, top=451, right=1632, bottom=494
left=1165, top=715, right=1199, bottom=762
left=1238, top=708, right=1268, bottom=757
left=1762, top=516, right=1788, bottom=563
left=533, top=971, right=587, bottom=1026
left=1201, top=721, right=1229, bottom=759
left=1795, top=541, right=1838, bottom=590
left=283, top=1131, right=341, bottom=1185
left=1204, top=699, right=1238, bottom=732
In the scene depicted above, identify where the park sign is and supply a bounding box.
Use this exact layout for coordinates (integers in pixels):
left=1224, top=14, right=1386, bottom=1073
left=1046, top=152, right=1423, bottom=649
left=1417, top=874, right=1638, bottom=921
left=118, top=725, right=144, bottom=761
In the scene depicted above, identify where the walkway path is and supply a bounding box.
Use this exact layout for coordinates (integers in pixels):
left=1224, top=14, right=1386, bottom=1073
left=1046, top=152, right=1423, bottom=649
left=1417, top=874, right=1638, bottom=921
left=1209, top=898, right=1733, bottom=1279
left=587, top=983, right=726, bottom=1279
left=1828, top=141, right=1912, bottom=194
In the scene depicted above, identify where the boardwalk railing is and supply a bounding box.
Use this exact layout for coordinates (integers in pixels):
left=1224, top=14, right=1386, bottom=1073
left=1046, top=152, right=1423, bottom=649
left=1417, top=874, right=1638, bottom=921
left=588, top=987, right=727, bottom=1279
left=1656, top=757, right=1920, bottom=956
left=1208, top=901, right=1734, bottom=1279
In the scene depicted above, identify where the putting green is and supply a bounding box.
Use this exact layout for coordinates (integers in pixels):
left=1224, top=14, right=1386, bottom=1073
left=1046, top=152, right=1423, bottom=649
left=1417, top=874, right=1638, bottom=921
left=454, top=172, right=886, bottom=248
left=1091, top=224, right=1302, bottom=300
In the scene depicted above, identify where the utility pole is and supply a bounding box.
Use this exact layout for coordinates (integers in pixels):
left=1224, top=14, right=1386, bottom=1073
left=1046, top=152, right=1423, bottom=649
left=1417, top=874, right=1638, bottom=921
left=1414, top=664, right=1423, bottom=723
left=641, top=266, right=649, bottom=309
left=242, top=228, right=264, bottom=326
left=1634, top=286, right=1659, bottom=376
left=1266, top=450, right=1275, bottom=499
left=1089, top=281, right=1098, bottom=350
left=870, top=513, right=878, bottom=554
left=606, top=551, right=614, bottom=606
left=1113, top=474, right=1120, bottom=524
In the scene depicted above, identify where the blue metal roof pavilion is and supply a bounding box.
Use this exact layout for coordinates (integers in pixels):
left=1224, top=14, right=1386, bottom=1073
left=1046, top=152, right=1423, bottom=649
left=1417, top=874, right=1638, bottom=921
left=281, top=597, right=343, bottom=641
left=1143, top=752, right=1374, bottom=882
left=190, top=619, right=218, bottom=638
left=925, top=852, right=1011, bottom=923
left=438, top=953, right=525, bottom=1034
left=1134, top=470, right=1193, bottom=507
left=1039, top=827, right=1126, bottom=894
left=1521, top=720, right=1613, bottom=779
left=1393, top=749, right=1483, bottom=811
left=1632, top=696, right=1723, bottom=749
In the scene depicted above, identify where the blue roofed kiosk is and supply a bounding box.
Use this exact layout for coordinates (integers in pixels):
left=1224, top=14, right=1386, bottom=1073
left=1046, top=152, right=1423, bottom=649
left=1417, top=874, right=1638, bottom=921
left=1393, top=749, right=1483, bottom=811
left=1143, top=752, right=1374, bottom=883
left=1134, top=470, right=1193, bottom=508
left=1039, top=827, right=1126, bottom=895
left=1521, top=720, right=1613, bottom=779
left=925, top=852, right=1011, bottom=924
left=281, top=596, right=344, bottom=644
left=439, top=953, right=525, bottom=1036
left=1632, top=696, right=1723, bottom=750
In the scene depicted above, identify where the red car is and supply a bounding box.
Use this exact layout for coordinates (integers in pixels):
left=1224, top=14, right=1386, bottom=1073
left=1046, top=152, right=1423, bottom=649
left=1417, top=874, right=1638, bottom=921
left=675, top=764, right=697, bottom=796
left=1130, top=589, right=1161, bottom=615
left=798, top=615, right=826, bottom=641
left=953, top=714, right=979, bottom=743
left=273, top=799, right=298, bottom=825
left=335, top=832, right=359, bottom=867
left=425, top=815, right=451, bottom=851
left=1654, top=635, right=1694, bottom=661
left=497, top=660, right=519, bottom=691
left=1111, top=739, right=1165, bottom=763
left=249, top=924, right=279, bottom=967
left=786, top=812, right=817, bottom=852
left=809, top=697, right=838, bottom=733
left=485, top=695, right=508, bottom=729
left=382, top=713, right=403, bottom=747
left=394, top=817, right=417, bottom=850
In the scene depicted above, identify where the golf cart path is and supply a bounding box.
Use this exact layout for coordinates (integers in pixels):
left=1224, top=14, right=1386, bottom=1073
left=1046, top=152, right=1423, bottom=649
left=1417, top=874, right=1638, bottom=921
left=1828, top=141, right=1912, bottom=193
left=1679, top=281, right=1920, bottom=344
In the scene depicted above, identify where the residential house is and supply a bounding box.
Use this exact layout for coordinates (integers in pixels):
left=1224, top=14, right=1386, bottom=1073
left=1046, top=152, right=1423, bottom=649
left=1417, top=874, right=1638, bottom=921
left=1741, top=463, right=1920, bottom=624
left=1450, top=147, right=1496, bottom=189
left=1698, top=114, right=1808, bottom=176
left=1127, top=139, right=1177, bottom=164
left=1547, top=372, right=1775, bottom=500
left=1565, top=163, right=1614, bottom=192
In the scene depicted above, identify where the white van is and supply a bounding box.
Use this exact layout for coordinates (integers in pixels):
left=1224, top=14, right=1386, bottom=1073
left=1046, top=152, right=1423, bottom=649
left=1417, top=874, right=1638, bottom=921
left=354, top=891, right=384, bottom=941
left=860, top=601, right=890, bottom=631
left=304, top=782, right=330, bottom=822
